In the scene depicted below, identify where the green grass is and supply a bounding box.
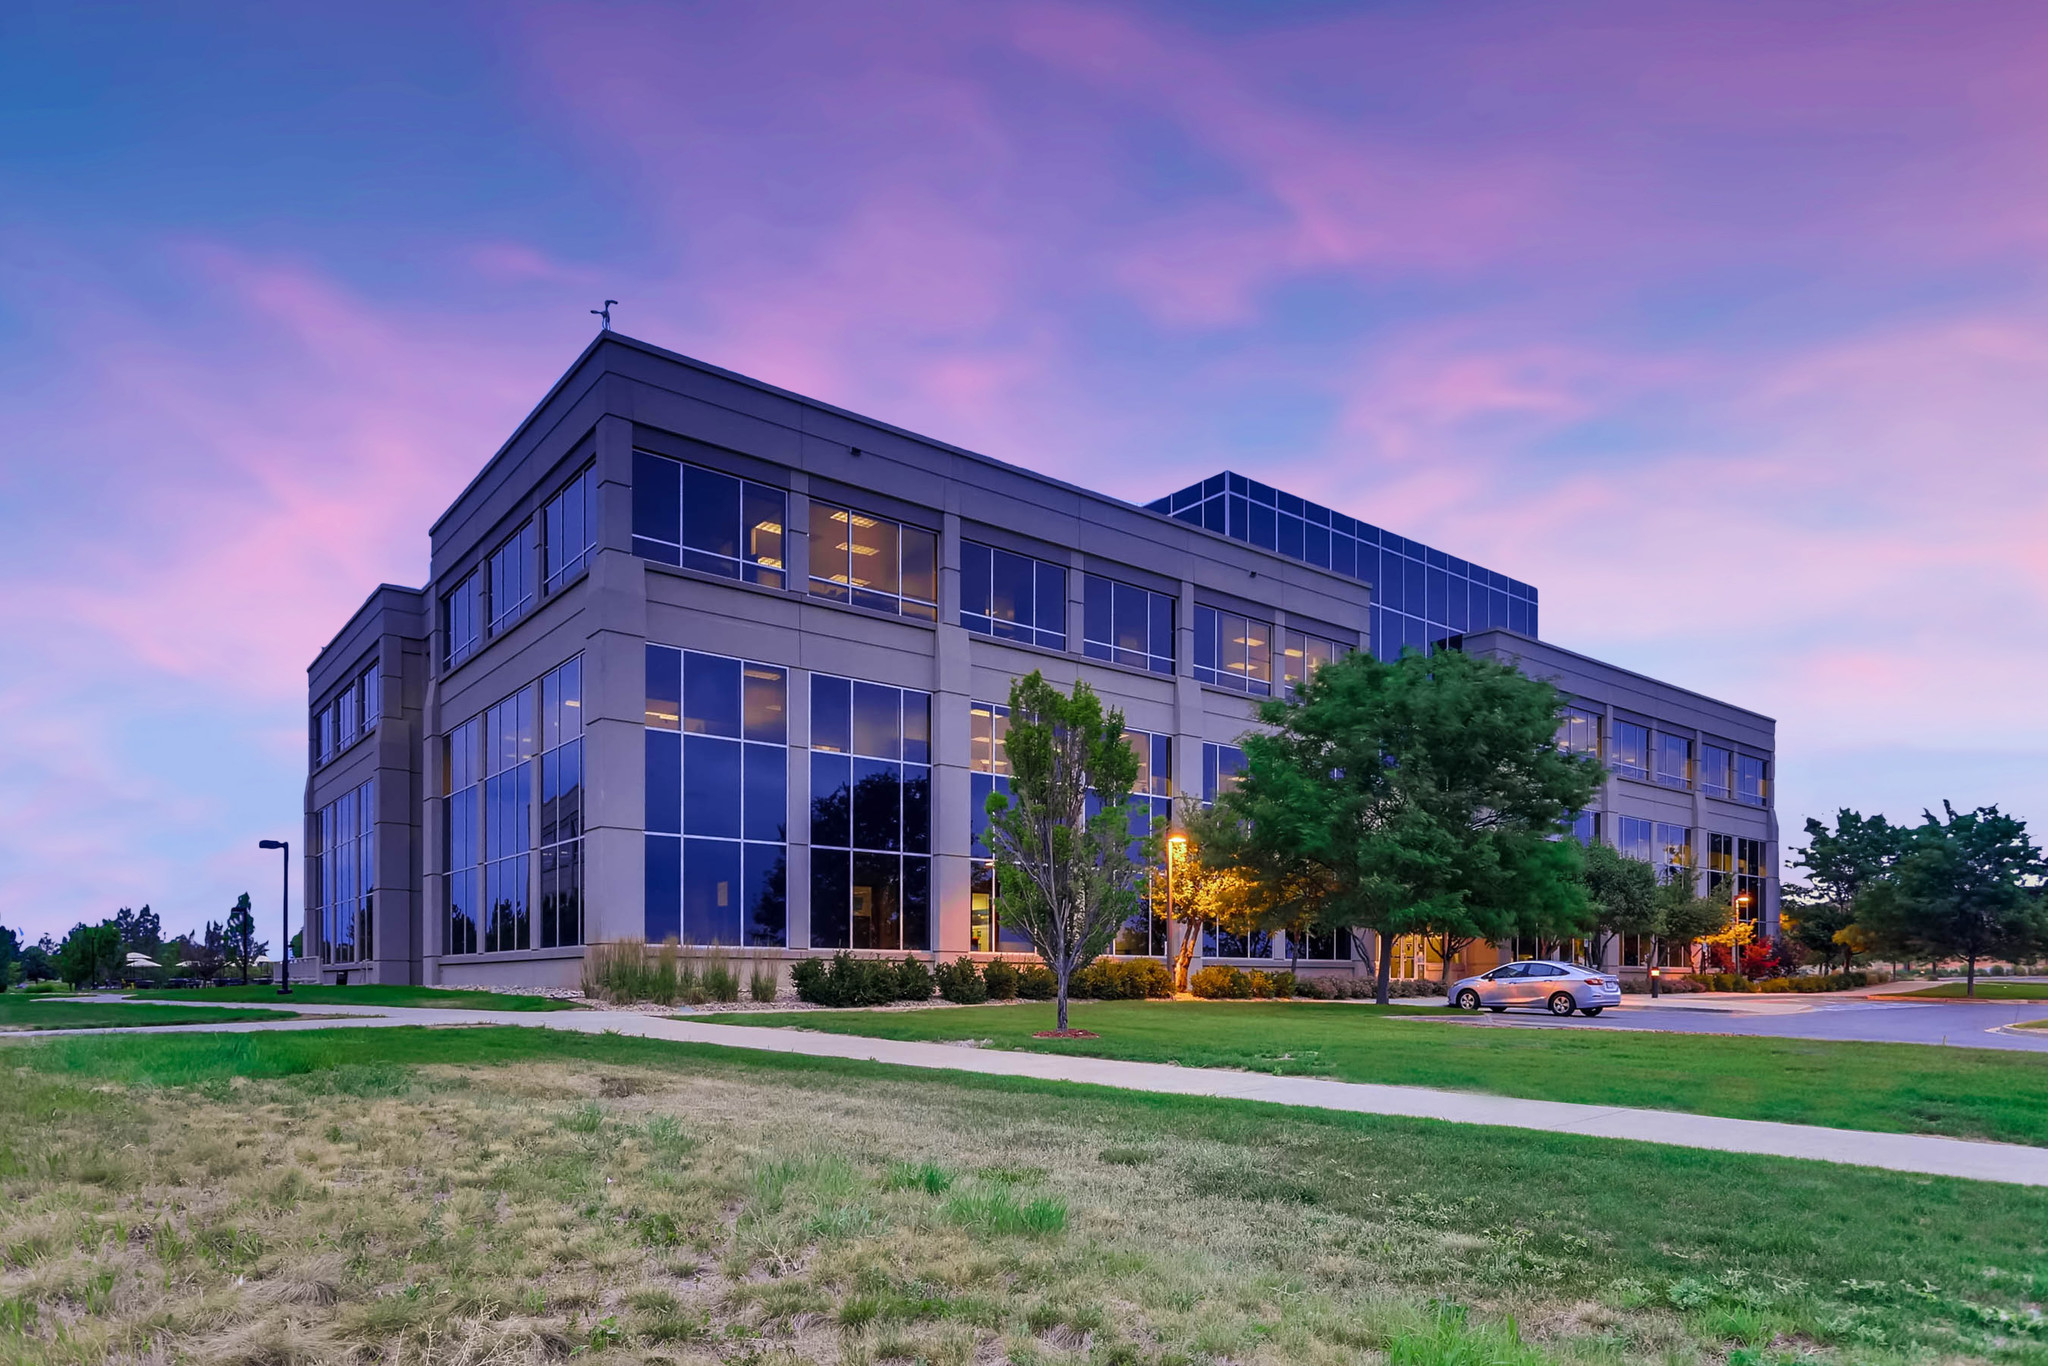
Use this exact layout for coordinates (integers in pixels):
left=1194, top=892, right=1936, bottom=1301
left=717, top=998, right=2048, bottom=1147
left=128, top=982, right=579, bottom=1010
left=1901, top=981, right=2048, bottom=1001
left=0, top=997, right=298, bottom=1031
left=4, top=1024, right=2048, bottom=1363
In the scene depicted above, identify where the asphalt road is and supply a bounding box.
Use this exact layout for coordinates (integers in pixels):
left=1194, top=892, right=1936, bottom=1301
left=1429, top=995, right=2048, bottom=1050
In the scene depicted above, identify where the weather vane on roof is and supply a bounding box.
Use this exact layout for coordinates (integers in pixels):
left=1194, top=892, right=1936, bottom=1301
left=592, top=299, right=617, bottom=332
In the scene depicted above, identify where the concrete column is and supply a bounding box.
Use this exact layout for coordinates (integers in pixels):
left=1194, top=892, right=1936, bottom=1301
left=581, top=415, right=649, bottom=950
left=932, top=508, right=975, bottom=957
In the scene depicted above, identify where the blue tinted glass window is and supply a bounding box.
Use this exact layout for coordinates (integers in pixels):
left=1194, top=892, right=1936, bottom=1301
left=1402, top=559, right=1426, bottom=615
left=1304, top=523, right=1329, bottom=568
left=1035, top=561, right=1066, bottom=645
left=1249, top=480, right=1276, bottom=506
left=1227, top=494, right=1248, bottom=539
left=1447, top=577, right=1469, bottom=632
left=810, top=850, right=850, bottom=948
left=852, top=851, right=902, bottom=951
left=1227, top=472, right=1249, bottom=497
left=646, top=645, right=681, bottom=729
left=961, top=542, right=991, bottom=626
left=1277, top=514, right=1303, bottom=559
left=645, top=731, right=681, bottom=834
left=1174, top=504, right=1202, bottom=526
left=1148, top=591, right=1173, bottom=673
left=1249, top=503, right=1277, bottom=550
left=903, top=856, right=930, bottom=952
left=1083, top=574, right=1113, bottom=660
left=853, top=682, right=900, bottom=760
left=633, top=451, right=679, bottom=554
left=684, top=652, right=742, bottom=737
left=903, top=691, right=931, bottom=764
left=644, top=836, right=681, bottom=941
left=743, top=664, right=786, bottom=744
left=904, top=766, right=930, bottom=854
left=744, top=742, right=785, bottom=842
left=852, top=758, right=902, bottom=851
left=1205, top=473, right=1227, bottom=498
left=1194, top=605, right=1217, bottom=674
left=970, top=771, right=994, bottom=857
left=810, top=752, right=851, bottom=846
left=1376, top=551, right=1399, bottom=605
left=1427, top=567, right=1449, bottom=624
left=684, top=735, right=742, bottom=838
left=683, top=836, right=742, bottom=946
left=1489, top=588, right=1510, bottom=629
left=680, top=464, right=739, bottom=567
left=1426, top=547, right=1448, bottom=571
left=811, top=675, right=851, bottom=752
left=992, top=548, right=1033, bottom=631
left=743, top=843, right=787, bottom=947
left=1277, top=490, right=1301, bottom=517
left=1401, top=614, right=1427, bottom=653
left=1510, top=597, right=1532, bottom=635
left=1204, top=497, right=1225, bottom=533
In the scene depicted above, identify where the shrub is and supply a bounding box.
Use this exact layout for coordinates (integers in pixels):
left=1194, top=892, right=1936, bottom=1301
left=699, top=949, right=741, bottom=1004
left=748, top=963, right=779, bottom=1003
left=1070, top=958, right=1172, bottom=1000
left=1189, top=965, right=1253, bottom=999
left=582, top=938, right=689, bottom=1006
left=791, top=952, right=901, bottom=1007
left=893, top=956, right=935, bottom=1001
left=982, top=959, right=1021, bottom=1001
left=1268, top=970, right=1296, bottom=998
left=1017, top=966, right=1058, bottom=1000
left=935, top=956, right=988, bottom=1004
left=1291, top=975, right=1332, bottom=1000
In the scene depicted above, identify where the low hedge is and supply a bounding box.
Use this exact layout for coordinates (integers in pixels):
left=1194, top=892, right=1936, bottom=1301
left=1683, top=970, right=1881, bottom=994
left=1188, top=965, right=1299, bottom=999
left=1072, top=958, right=1172, bottom=1000
left=791, top=952, right=935, bottom=1007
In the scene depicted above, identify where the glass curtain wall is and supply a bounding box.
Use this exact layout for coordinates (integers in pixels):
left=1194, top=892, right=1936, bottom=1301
left=1193, top=607, right=1271, bottom=695
left=811, top=676, right=931, bottom=951
left=537, top=659, right=585, bottom=950
left=808, top=502, right=938, bottom=618
left=631, top=452, right=787, bottom=586
left=444, top=717, right=481, bottom=955
left=960, top=542, right=1066, bottom=648
left=482, top=687, right=535, bottom=952
left=1082, top=574, right=1173, bottom=674
left=644, top=646, right=790, bottom=947
left=313, top=778, right=374, bottom=965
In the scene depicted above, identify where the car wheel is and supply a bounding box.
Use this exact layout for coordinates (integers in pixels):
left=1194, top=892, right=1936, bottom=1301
left=1581, top=1007, right=1603, bottom=1017
left=1455, top=989, right=1481, bottom=1012
left=1547, top=992, right=1577, bottom=1017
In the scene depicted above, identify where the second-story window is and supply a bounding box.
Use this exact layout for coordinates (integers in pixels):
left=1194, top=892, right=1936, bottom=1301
left=1609, top=720, right=1649, bottom=780
left=1083, top=574, right=1173, bottom=674
left=1556, top=705, right=1600, bottom=757
left=808, top=501, right=938, bottom=619
left=1277, top=627, right=1341, bottom=695
left=543, top=466, right=596, bottom=593
left=631, top=452, right=786, bottom=587
left=1654, top=733, right=1692, bottom=790
left=960, top=541, right=1066, bottom=649
left=488, top=521, right=538, bottom=637
left=1736, top=754, right=1769, bottom=807
left=1700, top=744, right=1733, bottom=799
left=443, top=570, right=482, bottom=670
left=1193, top=606, right=1270, bottom=695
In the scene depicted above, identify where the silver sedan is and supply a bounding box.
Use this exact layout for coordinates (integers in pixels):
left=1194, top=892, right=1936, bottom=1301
left=1448, top=961, right=1621, bottom=1017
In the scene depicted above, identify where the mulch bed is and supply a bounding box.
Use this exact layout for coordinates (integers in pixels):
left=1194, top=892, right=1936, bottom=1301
left=1031, top=1028, right=1100, bottom=1039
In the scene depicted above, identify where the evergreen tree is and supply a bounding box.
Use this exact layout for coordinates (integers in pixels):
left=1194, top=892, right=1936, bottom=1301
left=0, top=923, right=20, bottom=990
left=111, top=904, right=163, bottom=954
left=224, top=894, right=269, bottom=986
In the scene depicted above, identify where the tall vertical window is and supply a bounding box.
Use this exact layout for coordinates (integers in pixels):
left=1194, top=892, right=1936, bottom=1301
left=811, top=675, right=930, bottom=952
left=1706, top=832, right=1734, bottom=893
left=1083, top=574, right=1173, bottom=674
left=1735, top=755, right=1769, bottom=807
left=1556, top=705, right=1600, bottom=757
left=336, top=679, right=359, bottom=751
left=543, top=466, right=597, bottom=593
left=488, top=520, right=539, bottom=637
left=968, top=701, right=1020, bottom=953
left=361, top=663, right=381, bottom=732
left=632, top=453, right=787, bottom=587
left=1277, top=627, right=1340, bottom=695
left=1609, top=721, right=1649, bottom=780
left=482, top=686, right=535, bottom=953
left=313, top=778, right=374, bottom=965
left=808, top=502, right=938, bottom=619
left=960, top=541, right=1066, bottom=648
left=538, top=658, right=585, bottom=950
left=1193, top=607, right=1271, bottom=695
left=443, top=571, right=482, bottom=670
left=313, top=661, right=381, bottom=767
left=1736, top=838, right=1767, bottom=920
left=1654, top=733, right=1692, bottom=791
left=1616, top=815, right=1654, bottom=864
left=1699, top=744, right=1733, bottom=799
left=1112, top=730, right=1175, bottom=956
left=645, top=647, right=790, bottom=947
left=443, top=717, right=480, bottom=955
left=1568, top=811, right=1601, bottom=845
left=1655, top=823, right=1693, bottom=884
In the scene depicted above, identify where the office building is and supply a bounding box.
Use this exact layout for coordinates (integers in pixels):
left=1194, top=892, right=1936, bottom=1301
left=303, top=333, right=1775, bottom=987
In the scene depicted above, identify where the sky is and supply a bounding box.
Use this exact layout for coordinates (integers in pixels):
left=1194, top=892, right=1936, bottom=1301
left=3, top=1, right=2047, bottom=942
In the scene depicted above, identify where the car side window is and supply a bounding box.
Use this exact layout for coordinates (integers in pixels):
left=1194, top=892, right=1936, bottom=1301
left=1528, top=964, right=1566, bottom=977
left=1488, top=965, right=1525, bottom=980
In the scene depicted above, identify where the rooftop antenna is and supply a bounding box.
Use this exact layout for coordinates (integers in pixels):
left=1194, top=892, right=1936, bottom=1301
left=592, top=299, right=617, bottom=332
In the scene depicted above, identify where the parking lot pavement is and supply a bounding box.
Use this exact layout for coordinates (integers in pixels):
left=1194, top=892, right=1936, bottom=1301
left=1426, top=995, right=2048, bottom=1050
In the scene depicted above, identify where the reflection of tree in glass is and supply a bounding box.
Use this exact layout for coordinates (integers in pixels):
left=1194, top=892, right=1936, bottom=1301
left=749, top=854, right=787, bottom=944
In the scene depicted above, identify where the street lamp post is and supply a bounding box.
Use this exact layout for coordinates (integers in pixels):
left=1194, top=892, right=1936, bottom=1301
left=1165, top=834, right=1186, bottom=988
left=258, top=839, right=291, bottom=995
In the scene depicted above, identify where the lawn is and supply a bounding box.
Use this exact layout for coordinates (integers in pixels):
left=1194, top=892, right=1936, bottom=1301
left=4, top=1026, right=2047, bottom=1364
left=129, top=982, right=580, bottom=1011
left=1900, top=982, right=2048, bottom=1001
left=0, top=997, right=299, bottom=1031
left=718, top=999, right=2048, bottom=1147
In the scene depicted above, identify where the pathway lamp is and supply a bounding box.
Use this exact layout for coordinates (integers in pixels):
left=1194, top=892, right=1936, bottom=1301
left=1648, top=964, right=1661, bottom=999
left=258, top=839, right=292, bottom=995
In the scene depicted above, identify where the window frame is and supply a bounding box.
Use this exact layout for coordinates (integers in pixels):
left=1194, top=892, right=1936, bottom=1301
left=1082, top=572, right=1174, bottom=674
left=960, top=540, right=1067, bottom=650
left=807, top=499, right=939, bottom=620
left=631, top=451, right=788, bottom=588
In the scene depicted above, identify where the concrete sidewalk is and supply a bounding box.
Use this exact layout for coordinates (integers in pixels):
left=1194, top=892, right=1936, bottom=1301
left=13, top=997, right=2048, bottom=1188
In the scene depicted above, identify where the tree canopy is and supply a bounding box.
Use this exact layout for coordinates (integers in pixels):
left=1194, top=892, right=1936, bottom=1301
left=1855, top=803, right=2044, bottom=995
left=1221, top=645, right=1601, bottom=1004
left=1578, top=841, right=1660, bottom=965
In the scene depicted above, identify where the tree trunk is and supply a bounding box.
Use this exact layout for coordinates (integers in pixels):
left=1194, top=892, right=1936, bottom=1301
left=1056, top=971, right=1069, bottom=1031
left=1966, top=955, right=1978, bottom=998
left=1375, top=931, right=1394, bottom=1006
left=1172, top=922, right=1198, bottom=993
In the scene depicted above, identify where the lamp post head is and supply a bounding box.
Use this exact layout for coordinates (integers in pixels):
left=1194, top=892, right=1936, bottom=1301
left=258, top=839, right=285, bottom=850
left=1166, top=834, right=1187, bottom=860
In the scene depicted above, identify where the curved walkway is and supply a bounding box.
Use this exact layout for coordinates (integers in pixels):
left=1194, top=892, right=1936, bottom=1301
left=13, top=999, right=2048, bottom=1188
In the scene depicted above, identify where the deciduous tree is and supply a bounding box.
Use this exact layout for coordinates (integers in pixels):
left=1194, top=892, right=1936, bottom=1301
left=54, top=923, right=123, bottom=989
left=1579, top=841, right=1659, bottom=967
left=0, top=923, right=20, bottom=991
left=1858, top=803, right=2044, bottom=996
left=225, top=894, right=269, bottom=986
left=983, top=672, right=1143, bottom=1031
left=1223, top=647, right=1600, bottom=1005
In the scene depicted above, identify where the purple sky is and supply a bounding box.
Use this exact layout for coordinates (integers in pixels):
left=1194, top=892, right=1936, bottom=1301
left=4, top=2, right=2047, bottom=941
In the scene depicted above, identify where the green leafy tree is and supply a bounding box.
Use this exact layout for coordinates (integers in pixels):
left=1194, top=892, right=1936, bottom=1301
left=0, top=923, right=20, bottom=990
left=111, top=904, right=162, bottom=955
left=54, top=922, right=123, bottom=989
left=982, top=672, right=1144, bottom=1031
left=1858, top=803, right=2044, bottom=996
left=21, top=936, right=57, bottom=983
left=225, top=894, right=269, bottom=986
left=1223, top=646, right=1601, bottom=1005
left=1782, top=888, right=1859, bottom=973
left=1791, top=810, right=1907, bottom=970
left=1579, top=841, right=1659, bottom=966
left=1653, top=868, right=1734, bottom=971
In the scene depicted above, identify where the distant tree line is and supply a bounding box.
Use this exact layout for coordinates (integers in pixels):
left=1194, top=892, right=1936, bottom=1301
left=0, top=897, right=268, bottom=991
